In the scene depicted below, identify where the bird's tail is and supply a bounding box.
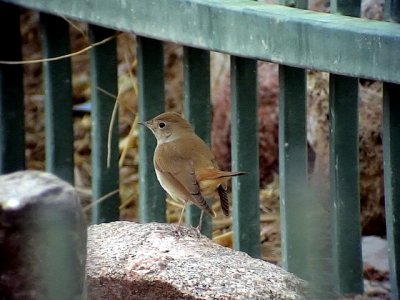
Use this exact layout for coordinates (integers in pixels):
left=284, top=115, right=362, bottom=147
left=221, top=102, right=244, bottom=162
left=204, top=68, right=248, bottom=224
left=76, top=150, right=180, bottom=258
left=198, top=169, right=246, bottom=180
left=197, top=169, right=246, bottom=217
left=217, top=185, right=230, bottom=216
left=223, top=171, right=246, bottom=178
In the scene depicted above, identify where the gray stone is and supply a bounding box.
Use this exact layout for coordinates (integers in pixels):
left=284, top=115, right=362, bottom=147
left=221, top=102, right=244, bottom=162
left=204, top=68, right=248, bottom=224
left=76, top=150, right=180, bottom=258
left=87, top=221, right=307, bottom=299
left=0, top=170, right=86, bottom=300
left=362, top=236, right=389, bottom=273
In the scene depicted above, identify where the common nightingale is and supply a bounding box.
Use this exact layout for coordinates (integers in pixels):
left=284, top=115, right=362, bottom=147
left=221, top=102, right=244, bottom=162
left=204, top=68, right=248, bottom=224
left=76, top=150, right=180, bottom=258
left=139, top=112, right=245, bottom=230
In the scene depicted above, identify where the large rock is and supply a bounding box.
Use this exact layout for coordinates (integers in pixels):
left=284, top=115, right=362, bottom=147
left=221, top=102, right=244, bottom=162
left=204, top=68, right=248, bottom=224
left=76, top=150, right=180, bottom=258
left=87, top=221, right=307, bottom=299
left=0, top=171, right=86, bottom=300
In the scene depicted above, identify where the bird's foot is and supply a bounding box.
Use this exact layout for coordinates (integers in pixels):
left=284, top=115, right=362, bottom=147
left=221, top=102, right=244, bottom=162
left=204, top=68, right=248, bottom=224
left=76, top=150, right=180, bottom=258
left=193, top=225, right=202, bottom=238
left=173, top=224, right=184, bottom=238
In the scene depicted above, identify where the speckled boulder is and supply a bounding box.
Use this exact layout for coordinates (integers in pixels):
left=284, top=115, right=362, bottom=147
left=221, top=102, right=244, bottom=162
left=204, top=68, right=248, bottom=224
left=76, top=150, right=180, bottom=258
left=87, top=221, right=307, bottom=299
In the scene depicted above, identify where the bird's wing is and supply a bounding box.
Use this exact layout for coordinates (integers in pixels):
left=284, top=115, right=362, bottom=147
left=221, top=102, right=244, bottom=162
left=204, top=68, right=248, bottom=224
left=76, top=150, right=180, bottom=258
left=154, top=143, right=215, bottom=217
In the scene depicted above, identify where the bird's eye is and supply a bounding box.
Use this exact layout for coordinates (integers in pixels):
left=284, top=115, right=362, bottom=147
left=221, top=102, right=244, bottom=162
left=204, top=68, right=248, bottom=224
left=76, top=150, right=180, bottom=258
left=158, top=122, right=166, bottom=128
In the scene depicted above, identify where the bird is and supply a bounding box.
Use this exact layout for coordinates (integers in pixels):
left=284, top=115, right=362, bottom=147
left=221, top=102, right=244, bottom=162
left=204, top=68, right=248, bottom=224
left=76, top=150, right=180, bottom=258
left=139, top=112, right=245, bottom=231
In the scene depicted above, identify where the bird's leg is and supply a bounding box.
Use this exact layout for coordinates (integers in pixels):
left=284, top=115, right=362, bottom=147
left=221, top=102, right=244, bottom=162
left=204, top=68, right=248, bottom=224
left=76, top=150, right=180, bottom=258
left=178, top=202, right=187, bottom=226
left=176, top=202, right=187, bottom=236
left=195, top=210, right=205, bottom=236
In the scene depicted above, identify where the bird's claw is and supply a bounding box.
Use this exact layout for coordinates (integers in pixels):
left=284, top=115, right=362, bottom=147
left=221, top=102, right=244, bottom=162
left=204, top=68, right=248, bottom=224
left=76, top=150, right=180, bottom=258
left=194, top=225, right=202, bottom=238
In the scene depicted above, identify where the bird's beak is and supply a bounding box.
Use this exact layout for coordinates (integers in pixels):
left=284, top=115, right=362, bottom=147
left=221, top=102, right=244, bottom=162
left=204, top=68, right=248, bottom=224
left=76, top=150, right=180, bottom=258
left=138, top=120, right=149, bottom=127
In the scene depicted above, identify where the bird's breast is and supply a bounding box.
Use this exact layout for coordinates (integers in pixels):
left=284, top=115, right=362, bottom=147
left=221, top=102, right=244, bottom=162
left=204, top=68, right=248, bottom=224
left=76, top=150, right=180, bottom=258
left=155, top=169, right=182, bottom=203
left=155, top=169, right=168, bottom=192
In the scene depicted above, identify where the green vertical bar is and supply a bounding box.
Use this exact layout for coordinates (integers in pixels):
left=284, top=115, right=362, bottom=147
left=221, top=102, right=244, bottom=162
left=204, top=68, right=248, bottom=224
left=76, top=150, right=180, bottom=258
left=231, top=56, right=260, bottom=258
left=137, top=37, right=166, bottom=223
left=278, top=66, right=308, bottom=278
left=383, top=82, right=400, bottom=300
left=331, top=0, right=360, bottom=17
left=0, top=3, right=25, bottom=174
left=278, top=0, right=309, bottom=280
left=89, top=25, right=119, bottom=223
left=40, top=13, right=74, bottom=184
left=183, top=47, right=212, bottom=237
left=383, top=5, right=400, bottom=298
left=329, top=76, right=363, bottom=294
left=330, top=0, right=363, bottom=295
left=385, top=0, right=400, bottom=22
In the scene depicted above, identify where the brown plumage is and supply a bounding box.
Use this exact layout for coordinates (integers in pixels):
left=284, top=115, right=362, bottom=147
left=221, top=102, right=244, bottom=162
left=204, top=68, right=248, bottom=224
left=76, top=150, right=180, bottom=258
left=139, top=112, right=245, bottom=229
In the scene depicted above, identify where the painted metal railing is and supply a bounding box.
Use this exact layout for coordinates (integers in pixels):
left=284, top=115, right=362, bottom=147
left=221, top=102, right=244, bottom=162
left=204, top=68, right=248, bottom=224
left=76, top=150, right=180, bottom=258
left=0, top=0, right=399, bottom=298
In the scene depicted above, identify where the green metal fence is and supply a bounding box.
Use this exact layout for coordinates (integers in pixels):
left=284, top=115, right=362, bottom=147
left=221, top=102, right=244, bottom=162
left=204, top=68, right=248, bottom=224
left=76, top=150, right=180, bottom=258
left=0, top=0, right=399, bottom=298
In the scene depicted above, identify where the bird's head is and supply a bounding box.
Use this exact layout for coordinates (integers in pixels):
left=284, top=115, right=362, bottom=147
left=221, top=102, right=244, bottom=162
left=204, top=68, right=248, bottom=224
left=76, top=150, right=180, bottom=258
left=139, top=112, right=194, bottom=144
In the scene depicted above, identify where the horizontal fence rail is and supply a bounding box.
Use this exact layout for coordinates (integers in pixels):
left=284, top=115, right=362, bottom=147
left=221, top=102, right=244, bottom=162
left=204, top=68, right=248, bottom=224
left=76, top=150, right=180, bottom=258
left=2, top=0, right=400, bottom=84
left=0, top=0, right=399, bottom=298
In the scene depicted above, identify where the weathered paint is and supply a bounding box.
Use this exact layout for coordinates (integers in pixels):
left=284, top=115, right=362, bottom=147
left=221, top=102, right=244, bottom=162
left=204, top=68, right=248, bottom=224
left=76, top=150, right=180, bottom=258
left=329, top=0, right=363, bottom=294
left=231, top=56, right=260, bottom=258
left=183, top=47, right=212, bottom=236
left=2, top=0, right=400, bottom=83
left=40, top=13, right=74, bottom=184
left=278, top=0, right=310, bottom=282
left=137, top=37, right=166, bottom=223
left=329, top=75, right=363, bottom=294
left=90, top=25, right=120, bottom=223
left=278, top=65, right=308, bottom=278
left=0, top=2, right=25, bottom=173
left=383, top=82, right=400, bottom=300
left=383, top=3, right=400, bottom=295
